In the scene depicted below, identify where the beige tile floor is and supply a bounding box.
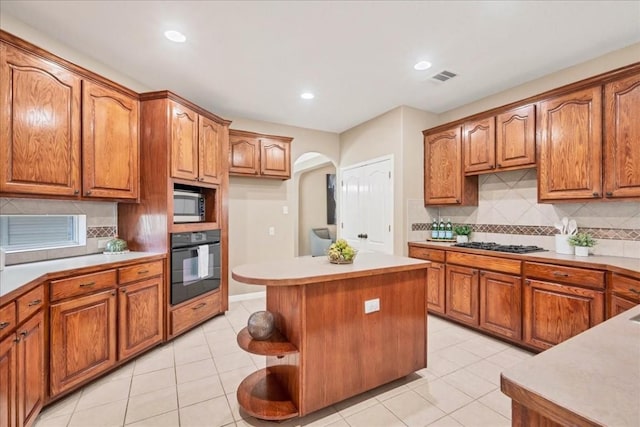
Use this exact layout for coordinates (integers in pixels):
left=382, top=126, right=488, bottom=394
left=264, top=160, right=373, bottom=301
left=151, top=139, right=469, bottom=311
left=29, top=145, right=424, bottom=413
left=34, top=296, right=534, bottom=427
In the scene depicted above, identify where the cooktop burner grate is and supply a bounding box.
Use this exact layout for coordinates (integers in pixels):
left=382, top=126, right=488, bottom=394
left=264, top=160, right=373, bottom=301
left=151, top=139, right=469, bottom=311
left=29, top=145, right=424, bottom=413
left=452, top=242, right=547, bottom=254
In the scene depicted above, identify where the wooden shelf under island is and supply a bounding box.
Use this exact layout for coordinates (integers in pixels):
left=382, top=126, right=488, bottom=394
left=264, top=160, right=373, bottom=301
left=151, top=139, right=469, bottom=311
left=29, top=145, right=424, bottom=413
left=231, top=252, right=431, bottom=421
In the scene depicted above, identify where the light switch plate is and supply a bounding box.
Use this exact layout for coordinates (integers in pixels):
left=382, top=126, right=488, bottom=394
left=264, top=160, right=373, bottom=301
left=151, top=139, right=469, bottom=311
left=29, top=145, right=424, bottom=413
left=268, top=226, right=275, bottom=236
left=364, top=298, right=380, bottom=314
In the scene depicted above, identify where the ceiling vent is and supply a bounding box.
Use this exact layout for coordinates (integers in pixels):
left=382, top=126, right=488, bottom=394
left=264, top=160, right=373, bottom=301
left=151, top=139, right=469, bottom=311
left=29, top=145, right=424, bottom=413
left=431, top=70, right=457, bottom=82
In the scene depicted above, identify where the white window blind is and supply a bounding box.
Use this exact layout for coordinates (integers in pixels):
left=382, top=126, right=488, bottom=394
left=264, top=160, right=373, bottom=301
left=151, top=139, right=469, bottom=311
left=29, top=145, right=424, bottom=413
left=0, top=215, right=86, bottom=252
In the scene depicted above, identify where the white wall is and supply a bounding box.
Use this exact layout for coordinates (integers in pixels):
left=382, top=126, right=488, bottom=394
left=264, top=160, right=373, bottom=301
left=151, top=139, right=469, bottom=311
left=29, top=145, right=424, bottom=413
left=298, top=164, right=337, bottom=256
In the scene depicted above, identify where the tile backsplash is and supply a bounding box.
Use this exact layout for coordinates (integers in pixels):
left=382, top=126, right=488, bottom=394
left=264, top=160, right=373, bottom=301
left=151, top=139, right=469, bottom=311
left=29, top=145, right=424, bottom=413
left=408, top=169, right=640, bottom=258
left=0, top=197, right=117, bottom=265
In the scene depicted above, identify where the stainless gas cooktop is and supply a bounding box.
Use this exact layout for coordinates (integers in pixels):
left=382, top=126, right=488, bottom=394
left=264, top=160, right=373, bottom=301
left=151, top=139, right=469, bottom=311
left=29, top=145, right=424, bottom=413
left=452, top=242, right=547, bottom=254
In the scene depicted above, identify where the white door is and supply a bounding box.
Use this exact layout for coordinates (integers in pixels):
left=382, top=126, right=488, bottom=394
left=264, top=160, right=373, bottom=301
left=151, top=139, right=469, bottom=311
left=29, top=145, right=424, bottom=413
left=339, top=157, right=393, bottom=254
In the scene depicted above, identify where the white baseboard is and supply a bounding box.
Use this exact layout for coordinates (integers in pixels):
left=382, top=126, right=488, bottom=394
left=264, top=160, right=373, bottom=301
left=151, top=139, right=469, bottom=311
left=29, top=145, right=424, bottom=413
left=229, top=291, right=266, bottom=302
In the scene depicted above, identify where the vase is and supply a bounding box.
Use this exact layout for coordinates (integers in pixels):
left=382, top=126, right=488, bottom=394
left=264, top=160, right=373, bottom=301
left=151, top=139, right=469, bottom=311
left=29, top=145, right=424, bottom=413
left=456, top=235, right=469, bottom=243
left=555, top=234, right=573, bottom=255
left=574, top=246, right=589, bottom=257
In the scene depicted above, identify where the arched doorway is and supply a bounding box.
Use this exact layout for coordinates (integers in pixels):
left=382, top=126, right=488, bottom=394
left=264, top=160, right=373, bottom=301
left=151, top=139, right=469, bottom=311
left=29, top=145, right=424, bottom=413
left=293, top=152, right=337, bottom=256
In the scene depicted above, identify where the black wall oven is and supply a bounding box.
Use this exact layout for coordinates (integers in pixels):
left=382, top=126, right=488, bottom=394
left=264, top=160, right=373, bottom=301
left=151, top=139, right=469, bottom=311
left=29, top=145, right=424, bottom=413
left=170, top=230, right=221, bottom=305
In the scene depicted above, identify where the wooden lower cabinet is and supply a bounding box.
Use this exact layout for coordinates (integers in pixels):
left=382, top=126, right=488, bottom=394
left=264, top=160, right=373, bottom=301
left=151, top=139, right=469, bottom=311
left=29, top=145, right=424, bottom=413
left=118, top=278, right=163, bottom=360
left=0, top=311, right=44, bottom=427
left=426, top=262, right=446, bottom=314
left=445, top=265, right=479, bottom=325
left=479, top=271, right=522, bottom=340
left=607, top=272, right=640, bottom=318
left=609, top=294, right=638, bottom=318
left=523, top=279, right=604, bottom=351
left=50, top=289, right=117, bottom=397
left=169, top=291, right=221, bottom=337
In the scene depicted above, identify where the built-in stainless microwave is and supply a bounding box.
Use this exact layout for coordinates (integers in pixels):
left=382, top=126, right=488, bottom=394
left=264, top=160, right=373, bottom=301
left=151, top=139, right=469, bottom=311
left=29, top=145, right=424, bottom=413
left=173, top=190, right=205, bottom=223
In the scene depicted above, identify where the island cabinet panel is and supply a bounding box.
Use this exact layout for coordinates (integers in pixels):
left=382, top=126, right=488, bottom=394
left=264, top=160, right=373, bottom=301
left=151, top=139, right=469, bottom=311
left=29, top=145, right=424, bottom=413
left=426, top=261, right=446, bottom=315
left=496, top=104, right=536, bottom=170
left=82, top=80, right=139, bottom=200
left=479, top=271, right=521, bottom=340
left=604, top=72, right=640, bottom=199
left=50, top=289, right=117, bottom=397
left=0, top=42, right=81, bottom=197
left=538, top=86, right=602, bottom=202
left=463, top=117, right=495, bottom=173
left=523, top=279, right=604, bottom=351
left=169, top=101, right=199, bottom=181
left=445, top=265, right=479, bottom=326
left=118, top=278, right=163, bottom=361
left=424, top=126, right=478, bottom=206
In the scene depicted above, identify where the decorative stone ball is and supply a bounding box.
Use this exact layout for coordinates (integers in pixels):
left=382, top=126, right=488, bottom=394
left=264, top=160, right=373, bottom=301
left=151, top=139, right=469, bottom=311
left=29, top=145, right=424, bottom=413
left=247, top=310, right=275, bottom=340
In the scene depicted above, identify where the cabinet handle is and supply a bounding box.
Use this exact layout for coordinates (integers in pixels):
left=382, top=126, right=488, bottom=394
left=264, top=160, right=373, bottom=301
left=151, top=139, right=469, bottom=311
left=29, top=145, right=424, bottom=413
left=480, top=271, right=485, bottom=276
left=592, top=192, right=599, bottom=197
left=74, top=189, right=80, bottom=195
left=80, top=282, right=96, bottom=288
left=14, top=336, right=20, bottom=343
left=137, top=270, right=149, bottom=275
left=552, top=272, right=569, bottom=277
left=121, top=289, right=127, bottom=293
left=630, top=288, right=640, bottom=295
left=20, top=330, right=28, bottom=337
left=0, top=321, right=10, bottom=330
left=192, top=303, right=206, bottom=310
left=497, top=164, right=502, bottom=168
left=489, top=164, right=495, bottom=169
left=111, top=291, right=116, bottom=296
left=456, top=199, right=460, bottom=203
left=28, top=299, right=42, bottom=307
left=525, top=280, right=531, bottom=285
left=86, top=190, right=92, bottom=196
left=606, top=192, right=613, bottom=197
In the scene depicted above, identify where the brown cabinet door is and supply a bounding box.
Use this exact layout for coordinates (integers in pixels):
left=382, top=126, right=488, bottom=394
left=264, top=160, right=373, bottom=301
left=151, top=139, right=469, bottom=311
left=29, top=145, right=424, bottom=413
left=118, top=277, right=163, bottom=361
left=445, top=265, right=479, bottom=325
left=538, top=87, right=602, bottom=201
left=16, top=312, right=43, bottom=427
left=0, top=43, right=81, bottom=197
left=463, top=118, right=495, bottom=173
left=198, top=115, right=222, bottom=184
left=604, top=73, right=640, bottom=199
left=169, top=101, right=199, bottom=181
left=229, top=133, right=260, bottom=175
left=82, top=80, right=139, bottom=199
left=523, top=279, right=604, bottom=351
left=479, top=271, right=521, bottom=340
left=260, top=138, right=290, bottom=178
left=424, top=127, right=463, bottom=205
left=1, top=333, right=17, bottom=427
left=608, top=294, right=638, bottom=318
left=496, top=104, right=536, bottom=170
left=50, top=290, right=117, bottom=397
left=426, top=261, right=445, bottom=314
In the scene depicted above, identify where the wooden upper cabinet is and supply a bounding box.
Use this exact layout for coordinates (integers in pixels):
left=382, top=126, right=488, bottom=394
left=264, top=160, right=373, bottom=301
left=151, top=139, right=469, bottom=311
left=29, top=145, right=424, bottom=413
left=170, top=101, right=199, bottom=181
left=199, top=115, right=223, bottom=184
left=260, top=137, right=290, bottom=178
left=538, top=86, right=602, bottom=202
left=229, top=132, right=260, bottom=176
left=0, top=42, right=81, bottom=197
left=82, top=80, right=139, bottom=200
left=496, top=104, right=536, bottom=170
left=229, top=130, right=293, bottom=179
left=424, top=126, right=478, bottom=206
left=463, top=118, right=495, bottom=173
left=604, top=72, right=640, bottom=199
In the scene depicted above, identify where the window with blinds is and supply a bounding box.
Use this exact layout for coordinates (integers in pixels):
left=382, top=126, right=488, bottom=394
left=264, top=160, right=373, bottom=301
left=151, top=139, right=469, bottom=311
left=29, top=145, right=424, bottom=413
left=0, top=215, right=87, bottom=252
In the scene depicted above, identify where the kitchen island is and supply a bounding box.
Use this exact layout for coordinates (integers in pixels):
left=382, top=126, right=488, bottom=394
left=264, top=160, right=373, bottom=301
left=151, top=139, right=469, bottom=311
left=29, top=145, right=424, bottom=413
left=500, top=304, right=640, bottom=426
left=232, top=252, right=430, bottom=420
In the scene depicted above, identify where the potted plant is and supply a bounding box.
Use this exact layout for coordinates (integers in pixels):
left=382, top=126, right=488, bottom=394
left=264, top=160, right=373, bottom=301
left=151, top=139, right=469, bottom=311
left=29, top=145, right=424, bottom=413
left=568, top=232, right=597, bottom=257
left=453, top=225, right=472, bottom=243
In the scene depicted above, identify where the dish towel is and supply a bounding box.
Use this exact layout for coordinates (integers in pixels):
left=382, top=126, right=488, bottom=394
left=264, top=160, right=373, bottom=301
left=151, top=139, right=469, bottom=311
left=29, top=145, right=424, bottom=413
left=197, top=244, right=209, bottom=278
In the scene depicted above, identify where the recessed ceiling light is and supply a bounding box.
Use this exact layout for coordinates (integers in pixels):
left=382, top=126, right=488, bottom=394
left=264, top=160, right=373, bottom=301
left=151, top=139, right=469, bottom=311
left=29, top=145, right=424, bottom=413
left=300, top=92, right=314, bottom=100
left=414, top=61, right=432, bottom=71
left=164, top=30, right=186, bottom=43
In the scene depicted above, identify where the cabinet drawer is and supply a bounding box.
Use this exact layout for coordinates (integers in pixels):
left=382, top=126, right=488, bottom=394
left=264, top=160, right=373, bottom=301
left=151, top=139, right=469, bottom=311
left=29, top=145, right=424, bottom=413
left=0, top=302, right=16, bottom=339
left=170, top=291, right=221, bottom=337
left=17, top=285, right=44, bottom=323
left=119, top=261, right=163, bottom=284
left=524, top=262, right=605, bottom=289
left=408, top=246, right=445, bottom=263
left=447, top=251, right=521, bottom=275
left=610, top=273, right=640, bottom=303
left=50, top=270, right=117, bottom=302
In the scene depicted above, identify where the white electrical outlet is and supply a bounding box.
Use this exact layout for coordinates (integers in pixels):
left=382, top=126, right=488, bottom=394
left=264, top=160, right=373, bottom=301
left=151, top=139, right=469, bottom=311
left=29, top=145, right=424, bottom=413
left=97, top=238, right=110, bottom=249
left=364, top=298, right=380, bottom=314
left=268, top=226, right=275, bottom=236
left=282, top=206, right=289, bottom=214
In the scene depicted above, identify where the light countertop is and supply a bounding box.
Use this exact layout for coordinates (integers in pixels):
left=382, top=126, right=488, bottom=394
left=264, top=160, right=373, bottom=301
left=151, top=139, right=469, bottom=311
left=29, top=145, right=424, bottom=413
left=501, top=305, right=640, bottom=426
left=409, top=241, right=640, bottom=276
left=232, top=252, right=430, bottom=286
left=0, top=252, right=165, bottom=298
